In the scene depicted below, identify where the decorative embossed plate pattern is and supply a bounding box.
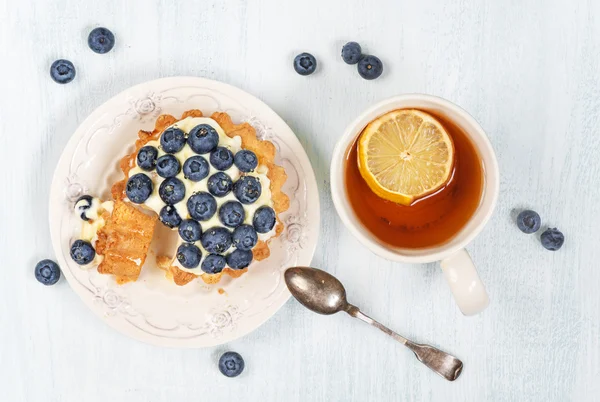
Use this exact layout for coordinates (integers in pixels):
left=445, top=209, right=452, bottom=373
left=49, top=77, right=319, bottom=348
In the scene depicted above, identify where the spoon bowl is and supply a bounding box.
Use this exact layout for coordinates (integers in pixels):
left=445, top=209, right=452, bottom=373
left=284, top=267, right=348, bottom=315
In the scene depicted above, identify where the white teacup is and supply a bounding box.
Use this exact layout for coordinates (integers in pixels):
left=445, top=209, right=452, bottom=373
left=330, top=94, right=499, bottom=316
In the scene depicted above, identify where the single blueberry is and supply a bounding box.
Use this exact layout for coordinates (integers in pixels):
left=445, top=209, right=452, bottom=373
left=126, top=173, right=153, bottom=204
left=88, top=27, right=115, bottom=54
left=159, top=177, right=186, bottom=204
left=218, top=351, right=245, bottom=378
left=137, top=146, right=159, bottom=171
left=342, top=41, right=362, bottom=64
left=178, top=219, right=202, bottom=242
left=183, top=155, right=209, bottom=182
left=201, top=227, right=233, bottom=254
left=34, top=259, right=61, bottom=286
left=253, top=206, right=276, bottom=233
left=234, top=150, right=258, bottom=173
left=159, top=205, right=182, bottom=228
left=201, top=254, right=227, bottom=274
left=210, top=147, right=234, bottom=171
left=187, top=192, right=217, bottom=221
left=227, top=249, right=253, bottom=269
left=176, top=243, right=202, bottom=269
left=357, top=55, right=383, bottom=80
left=541, top=228, right=564, bottom=251
left=233, top=176, right=262, bottom=204
left=160, top=127, right=186, bottom=154
left=75, top=195, right=93, bottom=221
left=50, top=59, right=76, bottom=84
left=207, top=172, right=233, bottom=197
left=156, top=154, right=181, bottom=178
left=232, top=224, right=258, bottom=251
left=219, top=201, right=246, bottom=228
left=293, top=52, right=317, bottom=76
left=188, top=124, right=219, bottom=154
left=517, top=210, right=541, bottom=234
left=70, top=240, right=96, bottom=265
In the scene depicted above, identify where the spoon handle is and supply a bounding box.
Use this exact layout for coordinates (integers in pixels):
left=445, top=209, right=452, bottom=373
left=345, top=304, right=463, bottom=381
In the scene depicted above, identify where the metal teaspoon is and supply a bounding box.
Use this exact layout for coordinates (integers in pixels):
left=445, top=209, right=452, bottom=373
left=284, top=266, right=463, bottom=381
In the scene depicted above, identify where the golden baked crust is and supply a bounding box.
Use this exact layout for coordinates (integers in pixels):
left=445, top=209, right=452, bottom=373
left=96, top=200, right=157, bottom=284
left=110, top=109, right=289, bottom=286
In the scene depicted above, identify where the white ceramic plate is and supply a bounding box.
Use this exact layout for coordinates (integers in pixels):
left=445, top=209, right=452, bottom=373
left=49, top=77, right=319, bottom=348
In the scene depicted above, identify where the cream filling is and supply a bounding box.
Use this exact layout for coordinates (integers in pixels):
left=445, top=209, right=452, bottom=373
left=126, top=116, right=277, bottom=274
left=75, top=198, right=114, bottom=266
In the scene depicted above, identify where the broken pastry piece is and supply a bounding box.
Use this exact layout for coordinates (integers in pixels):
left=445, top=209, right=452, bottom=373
left=96, top=200, right=157, bottom=284
left=70, top=197, right=156, bottom=284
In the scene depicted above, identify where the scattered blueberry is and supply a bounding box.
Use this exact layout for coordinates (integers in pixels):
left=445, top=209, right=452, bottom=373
left=210, top=147, right=234, bottom=171
left=232, top=224, right=258, bottom=251
left=176, top=243, right=202, bottom=269
left=233, top=176, right=262, bottom=204
left=159, top=177, right=186, bottom=204
left=357, top=55, right=383, bottom=80
left=178, top=219, right=202, bottom=242
left=517, top=210, right=541, bottom=234
left=218, top=351, right=245, bottom=378
left=188, top=124, right=219, bottom=154
left=219, top=201, right=246, bottom=228
left=227, top=249, right=253, bottom=269
left=160, top=127, right=186, bottom=154
left=342, top=41, right=362, bottom=64
left=293, top=52, right=317, bottom=76
left=183, top=156, right=209, bottom=182
left=50, top=59, right=76, bottom=84
left=34, top=260, right=61, bottom=286
left=156, top=154, right=181, bottom=178
left=207, top=172, right=233, bottom=197
left=75, top=195, right=93, bottom=221
left=253, top=206, right=276, bottom=233
left=187, top=192, right=217, bottom=221
left=137, top=146, right=159, bottom=171
left=201, top=254, right=227, bottom=274
left=70, top=240, right=96, bottom=265
left=201, top=227, right=233, bottom=254
left=541, top=228, right=564, bottom=251
left=88, top=27, right=115, bottom=54
left=159, top=205, right=182, bottom=228
left=126, top=173, right=153, bottom=204
left=234, top=150, right=258, bottom=173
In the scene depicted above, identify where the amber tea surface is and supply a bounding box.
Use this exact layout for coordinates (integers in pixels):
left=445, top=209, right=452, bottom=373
left=345, top=109, right=484, bottom=249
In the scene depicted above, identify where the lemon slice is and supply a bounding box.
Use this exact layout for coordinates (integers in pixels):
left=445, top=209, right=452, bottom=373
left=358, top=109, right=454, bottom=206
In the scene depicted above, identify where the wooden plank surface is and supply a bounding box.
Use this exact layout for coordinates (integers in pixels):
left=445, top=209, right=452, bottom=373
left=1, top=0, right=599, bottom=400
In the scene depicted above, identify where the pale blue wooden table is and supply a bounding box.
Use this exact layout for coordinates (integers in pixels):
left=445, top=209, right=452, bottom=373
left=1, top=0, right=599, bottom=401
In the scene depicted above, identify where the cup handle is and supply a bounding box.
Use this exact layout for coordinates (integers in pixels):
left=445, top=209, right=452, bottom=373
left=440, top=249, right=489, bottom=316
